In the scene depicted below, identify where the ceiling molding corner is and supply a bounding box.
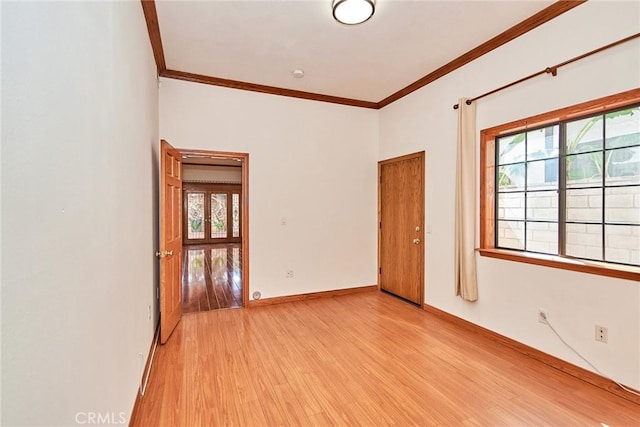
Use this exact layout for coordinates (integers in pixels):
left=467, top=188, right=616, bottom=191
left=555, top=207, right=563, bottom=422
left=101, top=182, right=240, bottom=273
left=141, top=0, right=166, bottom=72
left=159, top=69, right=380, bottom=109
left=377, top=0, right=587, bottom=108
left=143, top=0, right=587, bottom=110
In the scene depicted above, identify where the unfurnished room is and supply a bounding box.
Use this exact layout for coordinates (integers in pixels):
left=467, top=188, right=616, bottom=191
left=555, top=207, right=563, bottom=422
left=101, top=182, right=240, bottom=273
left=1, top=0, right=639, bottom=425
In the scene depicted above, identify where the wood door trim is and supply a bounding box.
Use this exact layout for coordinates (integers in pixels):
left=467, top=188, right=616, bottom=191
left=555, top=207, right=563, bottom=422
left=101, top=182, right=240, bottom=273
left=183, top=183, right=242, bottom=192
left=378, top=151, right=425, bottom=306
left=379, top=151, right=426, bottom=166
left=178, top=148, right=250, bottom=307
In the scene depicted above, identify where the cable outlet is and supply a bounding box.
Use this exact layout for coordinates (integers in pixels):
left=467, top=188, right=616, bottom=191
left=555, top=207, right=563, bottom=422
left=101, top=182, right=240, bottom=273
left=538, top=309, right=548, bottom=324
left=595, top=325, right=608, bottom=343
left=285, top=270, right=294, bottom=279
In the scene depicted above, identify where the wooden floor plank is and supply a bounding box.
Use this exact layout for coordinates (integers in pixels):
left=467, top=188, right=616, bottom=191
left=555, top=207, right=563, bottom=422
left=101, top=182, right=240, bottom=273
left=131, top=292, right=639, bottom=426
left=182, top=243, right=242, bottom=313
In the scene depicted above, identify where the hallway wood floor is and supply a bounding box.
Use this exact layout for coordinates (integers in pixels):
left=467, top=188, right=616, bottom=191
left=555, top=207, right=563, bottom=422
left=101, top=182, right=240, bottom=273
left=182, top=244, right=242, bottom=313
left=131, top=291, right=639, bottom=426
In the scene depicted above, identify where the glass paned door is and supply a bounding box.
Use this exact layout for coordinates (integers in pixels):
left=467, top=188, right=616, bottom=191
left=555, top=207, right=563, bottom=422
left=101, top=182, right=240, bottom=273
left=187, top=193, right=205, bottom=240
left=183, top=184, right=242, bottom=244
left=232, top=193, right=240, bottom=238
left=210, top=194, right=228, bottom=239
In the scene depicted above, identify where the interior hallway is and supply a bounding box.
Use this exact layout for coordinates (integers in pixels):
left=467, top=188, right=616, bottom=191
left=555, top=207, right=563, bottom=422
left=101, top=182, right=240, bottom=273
left=182, top=243, right=242, bottom=313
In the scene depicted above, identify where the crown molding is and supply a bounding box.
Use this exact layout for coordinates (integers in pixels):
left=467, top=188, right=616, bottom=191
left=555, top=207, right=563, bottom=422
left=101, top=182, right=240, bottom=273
left=160, top=69, right=379, bottom=109
left=142, top=0, right=587, bottom=110
left=378, top=0, right=587, bottom=108
left=141, top=0, right=166, bottom=73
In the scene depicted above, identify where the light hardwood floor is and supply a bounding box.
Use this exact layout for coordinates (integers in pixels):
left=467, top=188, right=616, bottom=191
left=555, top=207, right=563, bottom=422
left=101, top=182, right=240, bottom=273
left=131, top=291, right=639, bottom=426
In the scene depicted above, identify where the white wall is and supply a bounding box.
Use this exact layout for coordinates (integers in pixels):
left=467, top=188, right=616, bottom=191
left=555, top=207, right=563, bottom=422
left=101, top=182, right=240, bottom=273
left=183, top=164, right=242, bottom=183
left=379, top=1, right=640, bottom=388
left=1, top=1, right=159, bottom=425
left=160, top=79, right=378, bottom=299
left=3, top=3, right=634, bottom=423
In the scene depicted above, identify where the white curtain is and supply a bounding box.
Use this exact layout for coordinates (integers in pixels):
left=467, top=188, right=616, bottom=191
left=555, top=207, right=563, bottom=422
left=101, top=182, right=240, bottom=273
left=454, top=98, right=478, bottom=302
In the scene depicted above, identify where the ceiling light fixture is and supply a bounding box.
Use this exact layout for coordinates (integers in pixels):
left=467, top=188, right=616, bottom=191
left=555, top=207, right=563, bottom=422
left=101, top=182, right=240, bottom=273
left=332, top=0, right=375, bottom=25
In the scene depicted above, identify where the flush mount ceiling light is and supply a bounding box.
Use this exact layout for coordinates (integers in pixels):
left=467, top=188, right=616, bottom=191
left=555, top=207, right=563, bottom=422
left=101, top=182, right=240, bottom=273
left=332, top=0, right=375, bottom=25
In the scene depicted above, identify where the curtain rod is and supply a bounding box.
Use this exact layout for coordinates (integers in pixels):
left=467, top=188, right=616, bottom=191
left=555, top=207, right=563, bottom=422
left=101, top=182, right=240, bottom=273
left=453, top=32, right=640, bottom=110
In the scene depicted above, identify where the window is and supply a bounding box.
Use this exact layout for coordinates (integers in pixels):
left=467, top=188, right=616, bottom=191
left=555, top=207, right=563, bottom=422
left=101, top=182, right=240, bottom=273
left=480, top=89, right=640, bottom=280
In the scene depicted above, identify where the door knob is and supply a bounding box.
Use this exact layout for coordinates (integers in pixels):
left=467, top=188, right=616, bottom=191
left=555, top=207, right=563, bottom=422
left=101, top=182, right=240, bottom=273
left=155, top=250, right=174, bottom=258
left=413, top=238, right=421, bottom=244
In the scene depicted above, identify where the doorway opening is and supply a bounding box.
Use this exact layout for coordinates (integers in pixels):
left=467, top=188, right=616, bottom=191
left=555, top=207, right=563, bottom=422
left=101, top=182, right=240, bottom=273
left=179, top=149, right=249, bottom=313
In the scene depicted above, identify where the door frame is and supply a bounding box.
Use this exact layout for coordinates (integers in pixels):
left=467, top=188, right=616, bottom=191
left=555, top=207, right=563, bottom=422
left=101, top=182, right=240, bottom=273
left=178, top=148, right=250, bottom=308
left=378, top=151, right=425, bottom=306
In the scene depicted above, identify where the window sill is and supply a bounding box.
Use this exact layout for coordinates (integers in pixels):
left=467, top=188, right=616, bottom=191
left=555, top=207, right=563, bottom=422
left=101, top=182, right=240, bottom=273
left=477, top=248, right=640, bottom=282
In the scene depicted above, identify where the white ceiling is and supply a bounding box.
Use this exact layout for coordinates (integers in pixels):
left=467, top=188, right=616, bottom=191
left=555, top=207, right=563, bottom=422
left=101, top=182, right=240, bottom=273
left=156, top=0, right=554, bottom=102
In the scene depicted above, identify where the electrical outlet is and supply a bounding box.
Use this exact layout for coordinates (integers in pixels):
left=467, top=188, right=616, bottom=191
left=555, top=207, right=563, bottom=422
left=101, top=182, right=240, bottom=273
left=285, top=270, right=294, bottom=278
left=148, top=305, right=151, bottom=320
left=538, top=309, right=548, bottom=324
left=595, top=325, right=608, bottom=343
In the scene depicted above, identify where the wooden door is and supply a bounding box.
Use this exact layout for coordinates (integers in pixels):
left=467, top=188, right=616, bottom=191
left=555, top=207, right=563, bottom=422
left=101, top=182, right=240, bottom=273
left=159, top=140, right=183, bottom=343
left=379, top=152, right=425, bottom=304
